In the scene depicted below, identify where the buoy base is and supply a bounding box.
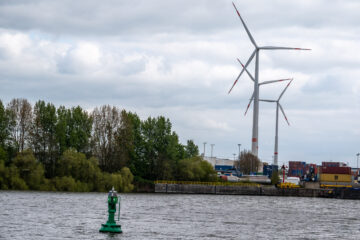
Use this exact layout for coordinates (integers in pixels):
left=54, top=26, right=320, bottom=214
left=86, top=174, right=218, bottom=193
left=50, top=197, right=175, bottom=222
left=99, top=223, right=122, bottom=233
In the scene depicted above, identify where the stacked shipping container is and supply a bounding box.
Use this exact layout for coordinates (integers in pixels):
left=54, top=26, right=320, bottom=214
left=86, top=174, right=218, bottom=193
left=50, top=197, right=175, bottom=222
left=319, top=165, right=352, bottom=183
left=321, top=166, right=351, bottom=175
left=288, top=161, right=306, bottom=177
left=322, top=162, right=340, bottom=167
left=287, top=161, right=352, bottom=183
left=263, top=164, right=278, bottom=178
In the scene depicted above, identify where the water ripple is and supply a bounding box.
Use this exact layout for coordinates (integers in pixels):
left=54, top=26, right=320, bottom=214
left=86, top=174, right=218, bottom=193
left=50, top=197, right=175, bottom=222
left=1, top=191, right=360, bottom=239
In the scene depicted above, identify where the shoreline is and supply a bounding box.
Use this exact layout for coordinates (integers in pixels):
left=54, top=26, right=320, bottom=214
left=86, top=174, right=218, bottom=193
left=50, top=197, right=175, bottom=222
left=155, top=183, right=360, bottom=199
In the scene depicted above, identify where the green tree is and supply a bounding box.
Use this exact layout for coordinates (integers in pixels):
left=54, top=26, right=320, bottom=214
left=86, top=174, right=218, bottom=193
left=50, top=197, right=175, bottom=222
left=52, top=176, right=90, bottom=192
left=235, top=150, right=261, bottom=175
left=101, top=167, right=134, bottom=193
left=56, top=106, right=92, bottom=155
left=141, top=116, right=179, bottom=180
left=0, top=161, right=28, bottom=190
left=57, top=149, right=91, bottom=182
left=56, top=149, right=134, bottom=192
left=6, top=98, right=32, bottom=152
left=0, top=147, right=7, bottom=189
left=177, top=156, right=217, bottom=181
left=30, top=101, right=58, bottom=178
left=271, top=170, right=280, bottom=185
left=68, top=106, right=92, bottom=153
left=91, top=105, right=120, bottom=172
left=56, top=106, right=69, bottom=154
left=0, top=100, right=17, bottom=164
left=184, top=140, right=199, bottom=158
left=57, top=149, right=100, bottom=191
left=125, top=112, right=144, bottom=177
left=12, top=149, right=45, bottom=190
left=114, top=110, right=134, bottom=171
left=120, top=167, right=134, bottom=192
left=0, top=100, right=11, bottom=147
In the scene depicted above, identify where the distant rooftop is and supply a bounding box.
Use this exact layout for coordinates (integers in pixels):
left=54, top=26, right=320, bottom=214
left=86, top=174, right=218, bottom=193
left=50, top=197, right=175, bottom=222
left=203, top=156, right=235, bottom=167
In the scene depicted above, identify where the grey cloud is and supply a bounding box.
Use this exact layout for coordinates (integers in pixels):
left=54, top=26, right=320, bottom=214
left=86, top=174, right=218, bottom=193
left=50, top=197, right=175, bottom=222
left=0, top=0, right=233, bottom=36
left=0, top=0, right=359, bottom=163
left=119, top=58, right=147, bottom=76
left=6, top=0, right=360, bottom=38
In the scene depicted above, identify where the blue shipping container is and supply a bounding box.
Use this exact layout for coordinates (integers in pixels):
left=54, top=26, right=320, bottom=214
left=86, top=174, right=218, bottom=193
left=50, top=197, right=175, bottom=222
left=263, top=165, right=278, bottom=178
left=215, top=165, right=234, bottom=171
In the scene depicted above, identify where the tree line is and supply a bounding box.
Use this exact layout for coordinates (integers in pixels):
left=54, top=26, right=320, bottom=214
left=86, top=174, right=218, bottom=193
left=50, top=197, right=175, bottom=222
left=0, top=98, right=216, bottom=191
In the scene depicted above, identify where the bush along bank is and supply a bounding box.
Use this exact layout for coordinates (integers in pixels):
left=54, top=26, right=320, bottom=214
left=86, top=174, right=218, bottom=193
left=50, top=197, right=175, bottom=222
left=0, top=99, right=217, bottom=192
left=0, top=149, right=134, bottom=192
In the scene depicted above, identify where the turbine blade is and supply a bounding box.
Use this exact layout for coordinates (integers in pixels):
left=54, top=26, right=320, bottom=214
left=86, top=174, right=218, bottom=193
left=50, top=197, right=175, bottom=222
left=237, top=58, right=254, bottom=82
left=259, top=99, right=276, bottom=102
left=278, top=79, right=293, bottom=101
left=244, top=92, right=254, bottom=116
left=228, top=50, right=256, bottom=94
left=232, top=2, right=257, bottom=48
left=279, top=103, right=290, bottom=126
left=260, top=46, right=311, bottom=50
left=259, top=78, right=292, bottom=85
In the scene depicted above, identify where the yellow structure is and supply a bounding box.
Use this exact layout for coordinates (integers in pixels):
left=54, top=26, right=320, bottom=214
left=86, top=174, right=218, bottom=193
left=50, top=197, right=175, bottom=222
left=278, top=182, right=300, bottom=188
left=320, top=174, right=351, bottom=182
left=320, top=184, right=352, bottom=188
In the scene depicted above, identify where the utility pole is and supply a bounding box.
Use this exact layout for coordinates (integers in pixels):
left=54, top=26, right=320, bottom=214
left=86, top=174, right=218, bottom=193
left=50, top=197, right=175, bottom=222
left=211, top=144, right=215, bottom=158
left=233, top=153, right=236, bottom=160
left=203, top=142, right=207, bottom=157
left=237, top=144, right=241, bottom=159
left=357, top=153, right=360, bottom=169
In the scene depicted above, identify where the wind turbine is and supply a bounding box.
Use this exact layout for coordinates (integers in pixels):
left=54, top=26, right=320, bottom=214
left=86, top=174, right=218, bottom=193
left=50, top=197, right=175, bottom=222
left=237, top=59, right=292, bottom=165
left=228, top=2, right=310, bottom=157
left=259, top=79, right=293, bottom=166
left=237, top=58, right=292, bottom=117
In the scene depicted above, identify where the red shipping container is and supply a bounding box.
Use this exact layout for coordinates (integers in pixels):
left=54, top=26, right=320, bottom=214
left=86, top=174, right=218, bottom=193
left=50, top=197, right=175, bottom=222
left=289, top=161, right=306, bottom=168
left=321, top=166, right=351, bottom=175
left=322, top=162, right=340, bottom=167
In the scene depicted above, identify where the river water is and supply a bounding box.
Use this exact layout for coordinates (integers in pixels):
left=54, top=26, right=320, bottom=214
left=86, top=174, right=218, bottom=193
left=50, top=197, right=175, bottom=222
left=1, top=191, right=360, bottom=239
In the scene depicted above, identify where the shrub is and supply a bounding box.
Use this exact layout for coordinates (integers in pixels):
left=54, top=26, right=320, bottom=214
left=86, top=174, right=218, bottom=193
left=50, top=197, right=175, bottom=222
left=12, top=150, right=46, bottom=190
left=178, top=156, right=217, bottom=182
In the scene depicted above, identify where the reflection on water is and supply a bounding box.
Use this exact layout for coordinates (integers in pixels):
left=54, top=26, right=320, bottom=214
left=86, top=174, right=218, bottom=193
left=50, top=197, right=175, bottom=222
left=1, top=191, right=360, bottom=239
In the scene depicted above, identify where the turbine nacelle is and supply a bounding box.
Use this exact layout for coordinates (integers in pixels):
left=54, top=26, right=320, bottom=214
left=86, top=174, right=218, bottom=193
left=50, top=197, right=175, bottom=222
left=228, top=2, right=310, bottom=94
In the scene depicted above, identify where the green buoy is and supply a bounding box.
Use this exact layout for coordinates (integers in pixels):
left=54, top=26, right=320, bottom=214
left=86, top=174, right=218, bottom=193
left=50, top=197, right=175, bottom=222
left=99, top=187, right=122, bottom=233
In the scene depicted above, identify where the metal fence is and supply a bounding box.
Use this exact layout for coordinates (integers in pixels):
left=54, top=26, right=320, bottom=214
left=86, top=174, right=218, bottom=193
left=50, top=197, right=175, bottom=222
left=154, top=180, right=260, bottom=187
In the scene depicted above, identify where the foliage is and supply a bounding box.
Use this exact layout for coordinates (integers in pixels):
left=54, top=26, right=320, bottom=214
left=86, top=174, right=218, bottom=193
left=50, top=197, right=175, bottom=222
left=52, top=176, right=90, bottom=192
left=30, top=100, right=58, bottom=178
left=0, top=101, right=10, bottom=147
left=6, top=98, right=32, bottom=152
left=114, top=110, right=134, bottom=171
left=0, top=98, right=214, bottom=192
left=234, top=150, right=261, bottom=175
left=271, top=170, right=280, bottom=185
left=91, top=105, right=121, bottom=172
left=12, top=149, right=45, bottom=190
left=56, top=149, right=133, bottom=192
left=0, top=158, right=6, bottom=189
left=184, top=140, right=199, bottom=158
left=56, top=106, right=92, bottom=155
left=177, top=156, right=217, bottom=182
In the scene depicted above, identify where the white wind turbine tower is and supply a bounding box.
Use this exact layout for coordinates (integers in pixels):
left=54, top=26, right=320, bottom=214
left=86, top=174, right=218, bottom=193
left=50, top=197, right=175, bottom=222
left=237, top=59, right=293, bottom=166
left=228, top=2, right=310, bottom=157
left=259, top=80, right=293, bottom=166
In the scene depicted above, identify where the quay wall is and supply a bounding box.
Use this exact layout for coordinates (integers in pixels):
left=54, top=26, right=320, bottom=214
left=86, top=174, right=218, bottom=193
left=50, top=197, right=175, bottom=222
left=155, top=183, right=325, bottom=198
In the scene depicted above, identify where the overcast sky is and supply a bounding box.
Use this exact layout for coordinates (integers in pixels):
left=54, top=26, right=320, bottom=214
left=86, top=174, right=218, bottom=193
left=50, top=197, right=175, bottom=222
left=0, top=0, right=359, bottom=166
